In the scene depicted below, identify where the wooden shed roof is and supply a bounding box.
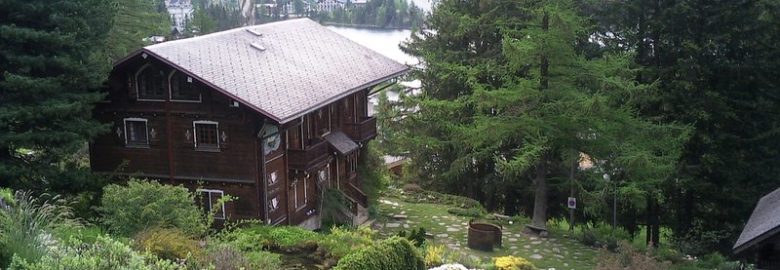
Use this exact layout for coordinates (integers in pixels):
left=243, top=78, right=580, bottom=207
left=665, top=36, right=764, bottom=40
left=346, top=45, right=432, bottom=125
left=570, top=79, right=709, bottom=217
left=118, top=19, right=408, bottom=124
left=734, top=187, right=780, bottom=254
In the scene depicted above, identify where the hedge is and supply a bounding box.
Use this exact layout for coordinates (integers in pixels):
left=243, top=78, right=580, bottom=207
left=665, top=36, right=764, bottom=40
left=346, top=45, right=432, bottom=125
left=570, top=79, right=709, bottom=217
left=333, top=237, right=425, bottom=270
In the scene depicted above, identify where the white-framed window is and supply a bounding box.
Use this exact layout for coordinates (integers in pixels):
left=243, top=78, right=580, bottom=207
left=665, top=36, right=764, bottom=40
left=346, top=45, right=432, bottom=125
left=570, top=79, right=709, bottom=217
left=193, top=121, right=219, bottom=150
left=169, top=71, right=202, bottom=102
left=293, top=178, right=307, bottom=210
left=135, top=64, right=167, bottom=101
left=123, top=118, right=149, bottom=147
left=197, top=189, right=225, bottom=220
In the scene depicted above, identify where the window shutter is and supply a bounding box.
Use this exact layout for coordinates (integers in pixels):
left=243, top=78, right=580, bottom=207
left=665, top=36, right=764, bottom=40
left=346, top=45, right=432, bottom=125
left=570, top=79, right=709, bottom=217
left=127, top=74, right=137, bottom=101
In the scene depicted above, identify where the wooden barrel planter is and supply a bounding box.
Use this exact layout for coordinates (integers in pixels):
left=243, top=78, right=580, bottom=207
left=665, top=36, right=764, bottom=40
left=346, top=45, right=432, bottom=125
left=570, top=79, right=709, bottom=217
left=467, top=220, right=502, bottom=251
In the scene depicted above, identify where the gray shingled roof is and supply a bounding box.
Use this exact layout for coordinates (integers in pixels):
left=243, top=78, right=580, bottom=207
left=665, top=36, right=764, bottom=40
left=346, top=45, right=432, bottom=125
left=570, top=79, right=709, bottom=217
left=734, top=187, right=780, bottom=254
left=138, top=19, right=408, bottom=123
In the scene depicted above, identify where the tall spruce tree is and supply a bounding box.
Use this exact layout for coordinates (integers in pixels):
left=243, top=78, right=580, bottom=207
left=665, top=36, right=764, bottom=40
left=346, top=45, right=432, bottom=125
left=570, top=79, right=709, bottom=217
left=0, top=0, right=116, bottom=188
left=589, top=0, right=780, bottom=252
left=400, top=0, right=687, bottom=231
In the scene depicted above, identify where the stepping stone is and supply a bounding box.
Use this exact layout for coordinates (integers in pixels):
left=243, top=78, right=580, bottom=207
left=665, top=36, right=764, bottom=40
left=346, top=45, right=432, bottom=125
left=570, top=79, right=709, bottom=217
left=438, top=223, right=446, bottom=225
left=403, top=224, right=410, bottom=228
left=508, top=238, right=518, bottom=242
left=436, top=234, right=449, bottom=238
left=524, top=245, right=531, bottom=249
left=510, top=246, right=518, bottom=250
left=530, top=237, right=538, bottom=240
left=386, top=223, right=400, bottom=228
left=530, top=254, right=543, bottom=260
left=554, top=254, right=565, bottom=259
left=553, top=247, right=561, bottom=253
left=446, top=227, right=459, bottom=232
left=392, top=214, right=407, bottom=219
left=531, top=241, right=542, bottom=245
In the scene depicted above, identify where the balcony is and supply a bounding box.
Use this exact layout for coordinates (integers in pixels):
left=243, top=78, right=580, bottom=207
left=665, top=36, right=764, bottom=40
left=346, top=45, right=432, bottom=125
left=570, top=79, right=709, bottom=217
left=344, top=116, right=377, bottom=143
left=287, top=139, right=331, bottom=171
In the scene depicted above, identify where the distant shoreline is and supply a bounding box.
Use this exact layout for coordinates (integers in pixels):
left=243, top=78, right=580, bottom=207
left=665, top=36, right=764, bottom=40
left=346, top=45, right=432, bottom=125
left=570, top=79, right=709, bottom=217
left=319, top=21, right=412, bottom=30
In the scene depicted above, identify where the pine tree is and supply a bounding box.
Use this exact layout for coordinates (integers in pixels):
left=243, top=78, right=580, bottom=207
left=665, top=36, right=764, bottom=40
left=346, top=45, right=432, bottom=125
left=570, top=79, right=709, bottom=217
left=0, top=0, right=117, bottom=188
left=400, top=0, right=687, bottom=232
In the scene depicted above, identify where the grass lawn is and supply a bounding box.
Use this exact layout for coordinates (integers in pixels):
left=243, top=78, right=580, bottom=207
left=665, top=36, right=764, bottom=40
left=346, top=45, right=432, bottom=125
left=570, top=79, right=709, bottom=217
left=373, top=197, right=599, bottom=269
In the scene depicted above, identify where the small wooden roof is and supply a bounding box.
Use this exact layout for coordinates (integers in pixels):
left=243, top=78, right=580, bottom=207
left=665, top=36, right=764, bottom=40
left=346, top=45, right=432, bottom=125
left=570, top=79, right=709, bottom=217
left=734, top=187, right=780, bottom=255
left=117, top=19, right=408, bottom=124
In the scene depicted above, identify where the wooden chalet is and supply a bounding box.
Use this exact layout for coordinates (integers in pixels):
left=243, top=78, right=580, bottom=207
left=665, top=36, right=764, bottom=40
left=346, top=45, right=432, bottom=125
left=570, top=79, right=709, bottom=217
left=89, top=19, right=408, bottom=228
left=734, top=187, right=780, bottom=269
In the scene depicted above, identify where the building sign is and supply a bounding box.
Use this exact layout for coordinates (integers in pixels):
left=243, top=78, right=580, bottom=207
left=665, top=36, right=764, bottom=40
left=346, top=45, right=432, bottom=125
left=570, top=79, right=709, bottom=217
left=567, top=197, right=577, bottom=209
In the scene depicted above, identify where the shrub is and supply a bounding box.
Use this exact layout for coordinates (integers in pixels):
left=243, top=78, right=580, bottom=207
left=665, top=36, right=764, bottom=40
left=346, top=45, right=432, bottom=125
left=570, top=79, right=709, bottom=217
left=447, top=207, right=485, bottom=218
left=402, top=183, right=423, bottom=192
left=221, top=223, right=320, bottom=252
left=7, top=235, right=186, bottom=270
left=577, top=223, right=630, bottom=251
left=318, top=226, right=375, bottom=259
left=396, top=227, right=427, bottom=247
left=0, top=191, right=78, bottom=267
left=596, top=241, right=670, bottom=270
left=424, top=244, right=444, bottom=267
left=493, top=256, right=535, bottom=270
left=135, top=227, right=202, bottom=261
left=205, top=243, right=282, bottom=270
left=333, top=236, right=425, bottom=270
left=100, top=179, right=206, bottom=237
left=321, top=188, right=353, bottom=227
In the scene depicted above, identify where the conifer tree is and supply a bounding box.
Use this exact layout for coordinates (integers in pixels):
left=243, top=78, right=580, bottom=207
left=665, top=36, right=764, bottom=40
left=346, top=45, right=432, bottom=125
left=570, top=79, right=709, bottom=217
left=0, top=0, right=116, bottom=188
left=400, top=0, right=687, bottom=231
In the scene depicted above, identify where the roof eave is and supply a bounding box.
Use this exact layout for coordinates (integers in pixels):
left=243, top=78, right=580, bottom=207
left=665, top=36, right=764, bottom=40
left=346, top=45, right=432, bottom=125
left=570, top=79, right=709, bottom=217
left=278, top=66, right=409, bottom=124
left=733, top=221, right=780, bottom=255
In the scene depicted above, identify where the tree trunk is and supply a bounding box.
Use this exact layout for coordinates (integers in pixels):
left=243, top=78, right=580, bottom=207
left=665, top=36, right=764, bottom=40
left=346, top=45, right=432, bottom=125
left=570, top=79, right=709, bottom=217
left=531, top=157, right=548, bottom=229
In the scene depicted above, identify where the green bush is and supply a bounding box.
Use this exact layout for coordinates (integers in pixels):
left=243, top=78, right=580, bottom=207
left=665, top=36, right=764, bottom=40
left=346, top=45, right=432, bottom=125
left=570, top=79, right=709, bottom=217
left=321, top=188, right=353, bottom=227
left=220, top=223, right=320, bottom=252
left=205, top=243, right=282, bottom=270
left=318, top=226, right=375, bottom=259
left=396, top=227, right=427, bottom=247
left=7, top=235, right=186, bottom=270
left=333, top=236, right=425, bottom=270
left=135, top=227, right=202, bottom=261
left=99, top=179, right=206, bottom=237
left=577, top=223, right=630, bottom=251
left=447, top=207, right=486, bottom=218
left=0, top=191, right=78, bottom=268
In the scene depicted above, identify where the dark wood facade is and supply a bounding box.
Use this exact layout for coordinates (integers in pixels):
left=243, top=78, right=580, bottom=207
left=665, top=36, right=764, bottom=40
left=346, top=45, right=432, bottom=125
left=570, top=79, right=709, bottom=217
left=90, top=53, right=377, bottom=227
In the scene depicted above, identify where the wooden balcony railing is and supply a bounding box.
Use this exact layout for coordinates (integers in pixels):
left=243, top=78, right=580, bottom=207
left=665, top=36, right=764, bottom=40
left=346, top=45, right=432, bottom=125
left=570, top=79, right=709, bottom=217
left=287, top=139, right=330, bottom=171
left=344, top=116, right=377, bottom=143
left=346, top=182, right=368, bottom=207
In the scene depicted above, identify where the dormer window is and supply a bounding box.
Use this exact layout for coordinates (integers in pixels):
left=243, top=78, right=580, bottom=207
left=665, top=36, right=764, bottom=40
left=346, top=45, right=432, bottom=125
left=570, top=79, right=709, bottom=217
left=170, top=72, right=202, bottom=102
left=136, top=64, right=166, bottom=100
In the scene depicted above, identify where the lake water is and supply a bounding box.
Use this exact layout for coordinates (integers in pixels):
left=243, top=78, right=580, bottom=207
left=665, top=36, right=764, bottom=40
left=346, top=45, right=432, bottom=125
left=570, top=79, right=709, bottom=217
left=326, top=26, right=418, bottom=66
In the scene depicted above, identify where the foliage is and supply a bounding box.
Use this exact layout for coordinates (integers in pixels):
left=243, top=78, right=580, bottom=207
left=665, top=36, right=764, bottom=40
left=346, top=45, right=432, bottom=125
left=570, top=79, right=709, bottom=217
left=7, top=235, right=186, bottom=270
left=99, top=179, right=206, bottom=237
left=333, top=236, right=425, bottom=270
left=396, top=227, right=427, bottom=247
left=0, top=191, right=79, bottom=267
left=321, top=188, right=353, bottom=227
left=105, top=0, right=170, bottom=61
left=316, top=0, right=425, bottom=29
left=318, top=226, right=375, bottom=259
left=447, top=207, right=486, bottom=218
left=134, top=227, right=202, bottom=261
left=595, top=241, right=670, bottom=270
left=205, top=243, right=281, bottom=270
left=424, top=244, right=444, bottom=268
left=577, top=223, right=631, bottom=251
left=387, top=187, right=484, bottom=210
left=493, top=256, right=535, bottom=270
left=588, top=0, right=780, bottom=251
left=399, top=0, right=688, bottom=232
left=219, top=223, right=320, bottom=252
left=358, top=142, right=390, bottom=208
left=0, top=0, right=116, bottom=190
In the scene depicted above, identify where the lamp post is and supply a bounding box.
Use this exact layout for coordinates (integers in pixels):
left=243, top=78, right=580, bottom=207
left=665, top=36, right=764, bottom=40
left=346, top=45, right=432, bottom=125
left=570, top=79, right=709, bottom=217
left=603, top=173, right=616, bottom=235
